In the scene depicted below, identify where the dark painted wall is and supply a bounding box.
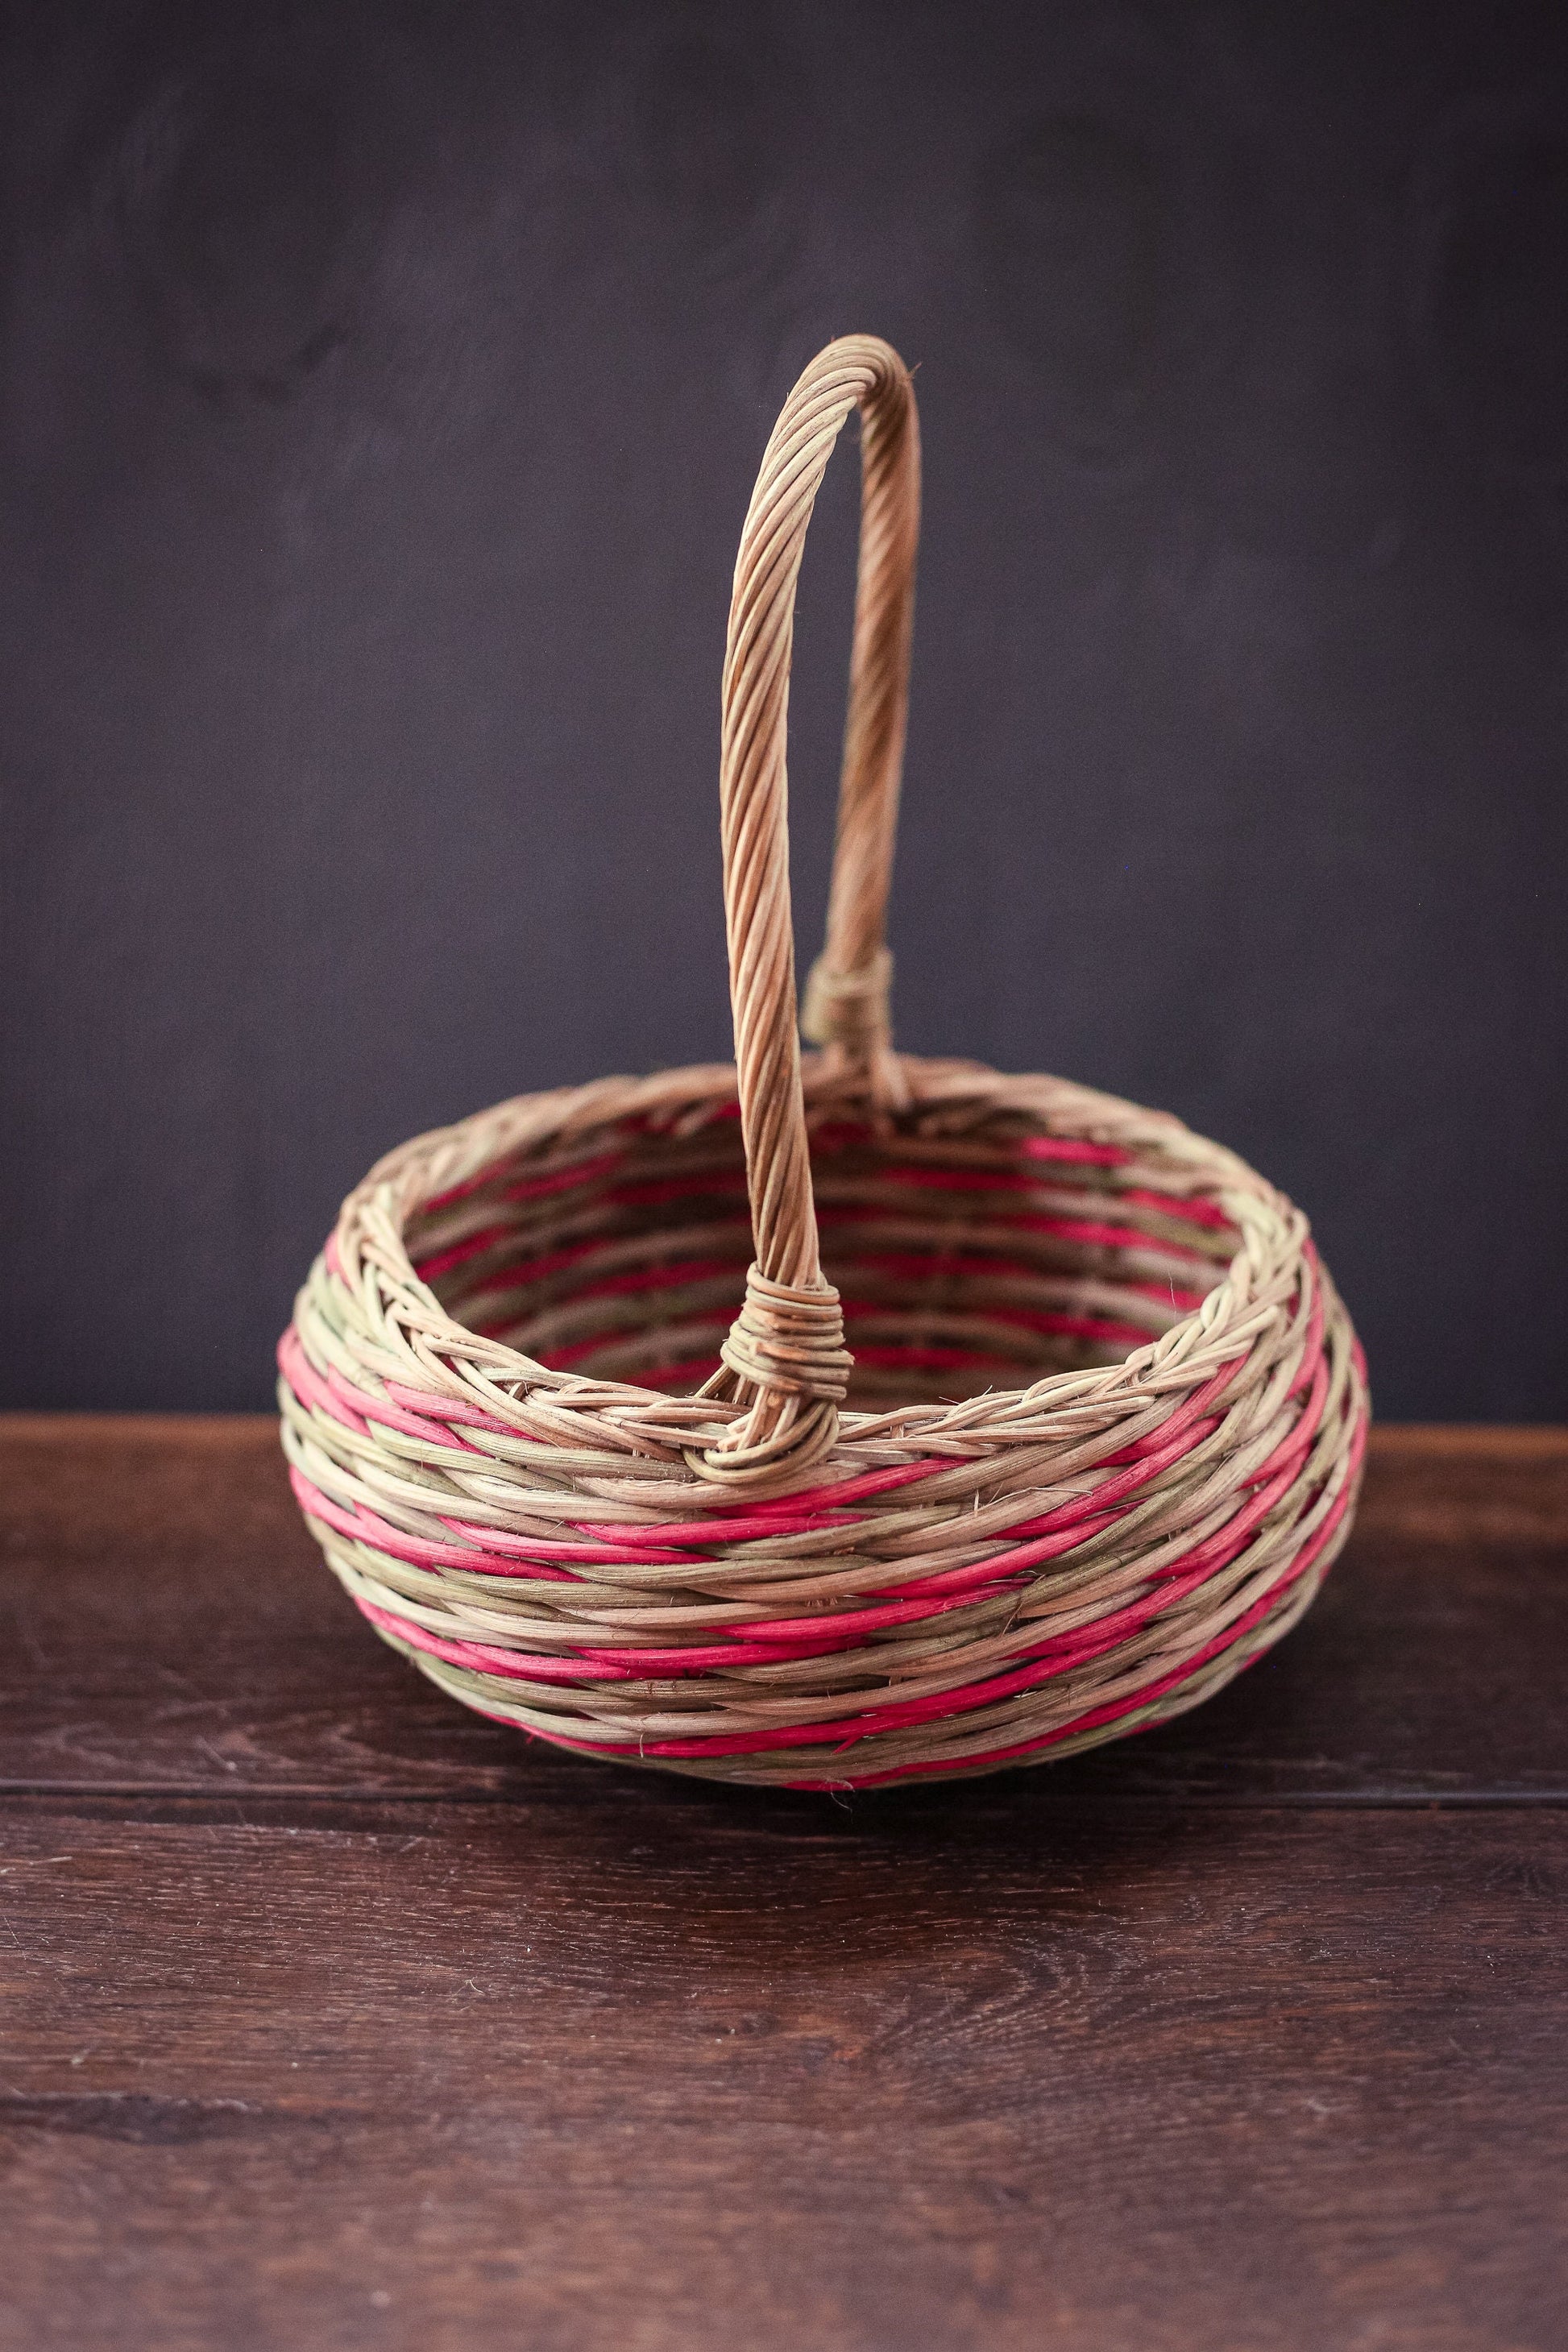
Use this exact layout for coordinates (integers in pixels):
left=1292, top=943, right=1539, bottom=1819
left=3, top=0, right=1565, bottom=1417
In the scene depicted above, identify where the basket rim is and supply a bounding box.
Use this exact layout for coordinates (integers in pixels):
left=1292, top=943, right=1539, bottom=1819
left=306, top=1048, right=1313, bottom=1475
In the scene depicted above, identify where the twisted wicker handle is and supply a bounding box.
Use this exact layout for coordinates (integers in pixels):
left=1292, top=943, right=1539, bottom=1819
left=692, top=334, right=921, bottom=1490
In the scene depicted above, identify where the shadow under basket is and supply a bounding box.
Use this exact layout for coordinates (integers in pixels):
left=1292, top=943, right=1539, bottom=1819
left=279, top=335, right=1367, bottom=1790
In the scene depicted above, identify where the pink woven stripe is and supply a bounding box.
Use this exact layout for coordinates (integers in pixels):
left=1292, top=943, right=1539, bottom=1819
left=281, top=1275, right=1325, bottom=1710
left=1119, top=1186, right=1236, bottom=1232
left=355, top=1597, right=860, bottom=1680
left=579, top=1257, right=745, bottom=1301
left=582, top=1162, right=1213, bottom=1236
left=740, top=1124, right=1130, bottom=1170
left=335, top=1370, right=487, bottom=1453
left=413, top=1219, right=538, bottom=1284
left=869, top=1512, right=1126, bottom=1605
left=533, top=1331, right=723, bottom=1370
left=289, top=1467, right=577, bottom=1581
left=521, top=1338, right=1338, bottom=1761
left=837, top=1249, right=1209, bottom=1308
left=427, top=1513, right=697, bottom=1566
left=278, top=1326, right=367, bottom=1435
left=525, top=1404, right=1364, bottom=1775
left=786, top=1404, right=1369, bottom=1786
left=281, top=1325, right=495, bottom=1464
left=537, top=1306, right=1161, bottom=1375
left=814, top=1201, right=1213, bottom=1263
left=865, top=1163, right=1114, bottom=1194
left=834, top=1355, right=1308, bottom=1616
left=498, top=1151, right=628, bottom=1203
left=285, top=1333, right=1274, bottom=1594
left=289, top=1443, right=942, bottom=1582
left=604, top=1174, right=749, bottom=1211
left=840, top=1338, right=1135, bottom=1372
left=422, top=1147, right=627, bottom=1217
left=854, top=1305, right=1159, bottom=1346
left=998, top=1210, right=1210, bottom=1257
left=285, top=1313, right=1310, bottom=1633
left=570, top=1458, right=950, bottom=1546
left=425, top=1245, right=1194, bottom=1329
left=1099, top=1355, right=1244, bottom=1462
left=380, top=1384, right=522, bottom=1435
left=414, top=1231, right=637, bottom=1290
left=1019, top=1137, right=1132, bottom=1166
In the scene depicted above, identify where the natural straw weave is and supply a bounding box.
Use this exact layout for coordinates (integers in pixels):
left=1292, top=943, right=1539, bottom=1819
left=280, top=334, right=1367, bottom=1790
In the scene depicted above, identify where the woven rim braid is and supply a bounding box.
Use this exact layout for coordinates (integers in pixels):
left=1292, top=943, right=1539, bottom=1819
left=280, top=334, right=1368, bottom=1790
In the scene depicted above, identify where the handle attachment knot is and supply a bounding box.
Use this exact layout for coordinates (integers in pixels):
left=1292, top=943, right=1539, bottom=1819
left=688, top=1268, right=851, bottom=1487
left=800, top=945, right=894, bottom=1057
left=719, top=1265, right=852, bottom=1403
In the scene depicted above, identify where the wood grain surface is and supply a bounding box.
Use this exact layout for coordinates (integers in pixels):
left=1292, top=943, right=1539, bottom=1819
left=2, top=1418, right=1565, bottom=2351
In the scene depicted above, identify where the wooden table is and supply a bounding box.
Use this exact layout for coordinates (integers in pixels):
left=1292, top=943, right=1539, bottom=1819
left=2, top=1419, right=1564, bottom=2352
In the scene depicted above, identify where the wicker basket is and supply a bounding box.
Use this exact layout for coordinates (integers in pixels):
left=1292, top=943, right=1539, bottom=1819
left=279, top=334, right=1367, bottom=1790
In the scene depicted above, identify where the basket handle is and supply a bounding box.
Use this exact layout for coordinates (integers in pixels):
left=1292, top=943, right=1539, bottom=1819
left=692, top=334, right=920, bottom=1491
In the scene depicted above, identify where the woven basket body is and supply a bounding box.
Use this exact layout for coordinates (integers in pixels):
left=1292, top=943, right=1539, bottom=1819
left=280, top=337, right=1367, bottom=1790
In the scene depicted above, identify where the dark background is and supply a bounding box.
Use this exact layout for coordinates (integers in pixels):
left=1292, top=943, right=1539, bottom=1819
left=3, top=0, right=1564, bottom=1419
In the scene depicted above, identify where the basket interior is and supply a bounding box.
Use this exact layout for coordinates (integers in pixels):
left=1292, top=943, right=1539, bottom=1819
left=403, top=1105, right=1238, bottom=1412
